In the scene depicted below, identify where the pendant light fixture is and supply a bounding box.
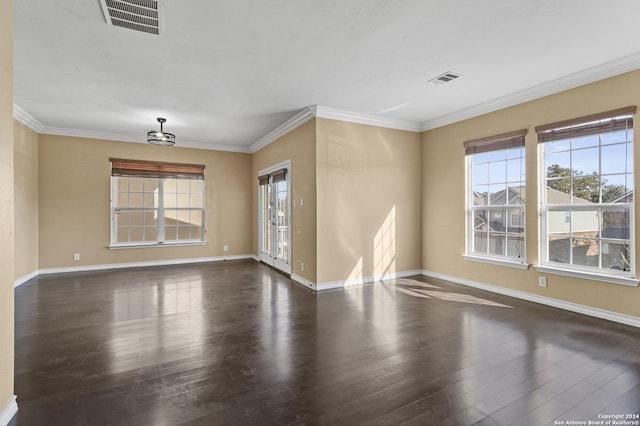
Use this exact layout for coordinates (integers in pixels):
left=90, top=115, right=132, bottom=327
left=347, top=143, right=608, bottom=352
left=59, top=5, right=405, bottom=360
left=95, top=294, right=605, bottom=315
left=147, top=117, right=176, bottom=146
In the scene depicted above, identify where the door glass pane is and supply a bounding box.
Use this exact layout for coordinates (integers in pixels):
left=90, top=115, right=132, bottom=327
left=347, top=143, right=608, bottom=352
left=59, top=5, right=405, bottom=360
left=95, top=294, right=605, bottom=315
left=258, top=170, right=290, bottom=269
left=259, top=185, right=271, bottom=255
left=275, top=180, right=288, bottom=262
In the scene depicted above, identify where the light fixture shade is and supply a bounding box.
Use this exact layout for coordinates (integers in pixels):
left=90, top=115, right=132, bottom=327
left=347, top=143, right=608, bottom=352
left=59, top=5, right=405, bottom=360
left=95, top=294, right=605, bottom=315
left=147, top=117, right=176, bottom=146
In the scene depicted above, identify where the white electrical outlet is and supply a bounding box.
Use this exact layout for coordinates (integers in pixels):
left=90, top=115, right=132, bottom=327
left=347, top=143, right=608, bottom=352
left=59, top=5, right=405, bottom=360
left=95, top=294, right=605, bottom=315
left=223, top=245, right=228, bottom=252
left=73, top=253, right=80, bottom=261
left=300, top=198, right=304, bottom=206
left=301, top=262, right=305, bottom=272
left=538, top=276, right=547, bottom=288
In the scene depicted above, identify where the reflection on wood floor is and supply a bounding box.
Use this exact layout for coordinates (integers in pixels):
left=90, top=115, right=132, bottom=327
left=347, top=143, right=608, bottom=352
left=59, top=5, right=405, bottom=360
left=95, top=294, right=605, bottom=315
left=11, top=260, right=640, bottom=425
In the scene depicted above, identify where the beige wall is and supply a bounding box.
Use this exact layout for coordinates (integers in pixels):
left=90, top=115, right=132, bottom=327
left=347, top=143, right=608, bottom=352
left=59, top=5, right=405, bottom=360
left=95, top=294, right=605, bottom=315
left=0, top=0, right=14, bottom=413
left=251, top=117, right=422, bottom=286
left=316, top=118, right=422, bottom=285
left=38, top=135, right=252, bottom=269
left=252, top=119, right=317, bottom=283
left=14, top=121, right=38, bottom=281
left=422, top=68, right=640, bottom=318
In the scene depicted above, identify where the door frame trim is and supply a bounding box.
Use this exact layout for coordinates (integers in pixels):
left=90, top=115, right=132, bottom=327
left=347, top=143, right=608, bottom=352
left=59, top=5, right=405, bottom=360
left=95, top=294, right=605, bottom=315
left=258, top=160, right=292, bottom=274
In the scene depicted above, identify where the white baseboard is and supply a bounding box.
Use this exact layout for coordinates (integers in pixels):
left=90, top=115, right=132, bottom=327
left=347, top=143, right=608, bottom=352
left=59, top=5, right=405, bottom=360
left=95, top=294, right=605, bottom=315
left=314, top=269, right=423, bottom=291
left=14, top=270, right=39, bottom=288
left=14, top=255, right=259, bottom=288
left=291, top=274, right=317, bottom=290
left=0, top=395, right=17, bottom=426
left=421, top=269, right=640, bottom=329
left=38, top=254, right=257, bottom=275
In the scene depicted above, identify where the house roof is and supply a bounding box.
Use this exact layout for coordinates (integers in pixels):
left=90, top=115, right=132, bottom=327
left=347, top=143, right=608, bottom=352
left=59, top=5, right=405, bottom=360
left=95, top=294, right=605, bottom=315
left=474, top=186, right=592, bottom=206
left=545, top=187, right=592, bottom=205
left=612, top=191, right=634, bottom=203
left=474, top=186, right=525, bottom=206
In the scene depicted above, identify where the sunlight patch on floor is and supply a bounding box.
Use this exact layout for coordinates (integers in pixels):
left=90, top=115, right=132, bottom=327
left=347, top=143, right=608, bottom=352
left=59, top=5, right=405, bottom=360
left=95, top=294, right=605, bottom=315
left=396, top=278, right=512, bottom=308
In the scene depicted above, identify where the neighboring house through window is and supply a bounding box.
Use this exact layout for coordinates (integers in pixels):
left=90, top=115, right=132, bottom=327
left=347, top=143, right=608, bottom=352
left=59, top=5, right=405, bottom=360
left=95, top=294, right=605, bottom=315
left=537, top=106, right=635, bottom=280
left=465, top=129, right=527, bottom=265
left=110, top=159, right=205, bottom=247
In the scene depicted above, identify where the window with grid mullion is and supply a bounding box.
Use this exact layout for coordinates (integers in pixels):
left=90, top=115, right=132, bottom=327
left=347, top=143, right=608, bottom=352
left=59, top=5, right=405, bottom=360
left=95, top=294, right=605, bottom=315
left=540, top=110, right=634, bottom=276
left=467, top=139, right=526, bottom=262
left=110, top=174, right=205, bottom=246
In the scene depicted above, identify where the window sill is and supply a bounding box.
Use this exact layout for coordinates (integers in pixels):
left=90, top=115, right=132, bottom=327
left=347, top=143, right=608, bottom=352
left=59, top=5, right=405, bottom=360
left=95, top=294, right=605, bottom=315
left=463, top=255, right=529, bottom=270
left=534, top=265, right=639, bottom=287
left=109, top=241, right=206, bottom=250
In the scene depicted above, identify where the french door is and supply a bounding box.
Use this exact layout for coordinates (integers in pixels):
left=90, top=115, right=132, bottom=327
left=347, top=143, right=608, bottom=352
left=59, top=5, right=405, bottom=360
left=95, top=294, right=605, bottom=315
left=258, top=162, right=291, bottom=274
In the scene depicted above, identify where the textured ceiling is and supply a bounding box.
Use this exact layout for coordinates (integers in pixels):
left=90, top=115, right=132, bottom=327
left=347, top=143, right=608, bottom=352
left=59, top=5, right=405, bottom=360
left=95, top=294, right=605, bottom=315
left=13, top=0, right=640, bottom=151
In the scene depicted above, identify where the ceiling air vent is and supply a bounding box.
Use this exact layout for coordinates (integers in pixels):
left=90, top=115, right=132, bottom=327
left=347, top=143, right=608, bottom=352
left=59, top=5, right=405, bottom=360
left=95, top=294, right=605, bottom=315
left=428, top=71, right=462, bottom=85
left=99, top=0, right=161, bottom=35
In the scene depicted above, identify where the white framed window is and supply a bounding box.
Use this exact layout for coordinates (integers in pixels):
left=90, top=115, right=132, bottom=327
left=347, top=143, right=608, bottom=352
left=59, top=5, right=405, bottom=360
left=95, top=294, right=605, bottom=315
left=110, top=159, right=205, bottom=247
left=465, top=130, right=527, bottom=264
left=537, top=106, right=635, bottom=279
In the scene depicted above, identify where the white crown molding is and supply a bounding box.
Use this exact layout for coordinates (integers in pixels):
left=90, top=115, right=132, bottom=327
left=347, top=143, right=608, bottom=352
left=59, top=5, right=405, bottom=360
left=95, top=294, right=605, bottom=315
left=247, top=104, right=424, bottom=154
left=22, top=103, right=423, bottom=155
left=13, top=103, right=44, bottom=132
left=421, top=50, right=640, bottom=131
left=0, top=395, right=17, bottom=426
left=12, top=104, right=251, bottom=152
left=157, top=139, right=249, bottom=153
left=315, top=105, right=423, bottom=133
left=421, top=269, right=640, bottom=329
left=248, top=106, right=316, bottom=153
left=15, top=50, right=640, bottom=152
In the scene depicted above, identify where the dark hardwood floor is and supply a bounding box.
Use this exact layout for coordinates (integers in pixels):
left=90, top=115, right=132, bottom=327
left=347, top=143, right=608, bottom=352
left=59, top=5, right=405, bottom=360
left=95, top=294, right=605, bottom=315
left=11, top=260, right=640, bottom=425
